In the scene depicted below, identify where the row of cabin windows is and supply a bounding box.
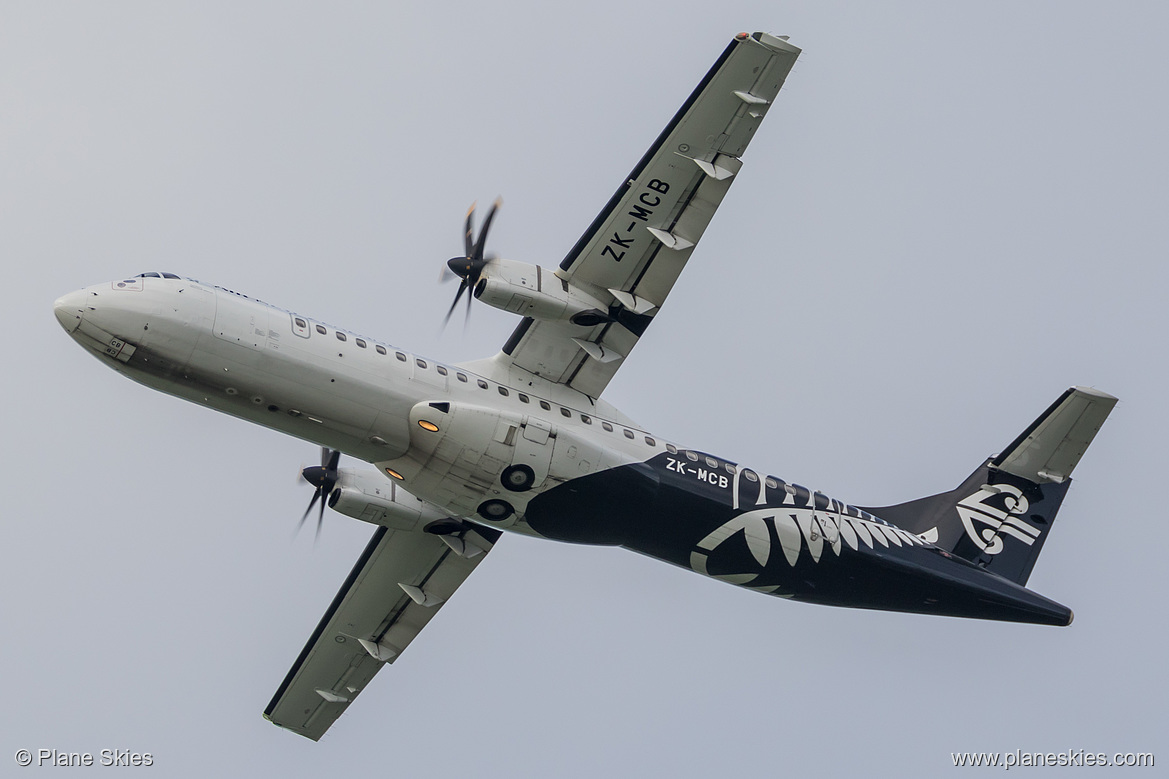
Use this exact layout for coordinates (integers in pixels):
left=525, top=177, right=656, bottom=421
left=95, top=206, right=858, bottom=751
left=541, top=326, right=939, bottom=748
left=294, top=315, right=830, bottom=500
left=673, top=451, right=789, bottom=489
left=300, top=318, right=392, bottom=355
left=688, top=461, right=818, bottom=505
left=681, top=449, right=741, bottom=477
left=294, top=315, right=664, bottom=450
left=489, top=386, right=659, bottom=446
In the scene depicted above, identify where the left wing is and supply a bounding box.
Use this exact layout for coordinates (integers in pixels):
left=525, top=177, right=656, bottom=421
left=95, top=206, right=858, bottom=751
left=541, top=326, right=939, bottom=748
left=264, top=522, right=500, bottom=741
left=489, top=32, right=801, bottom=398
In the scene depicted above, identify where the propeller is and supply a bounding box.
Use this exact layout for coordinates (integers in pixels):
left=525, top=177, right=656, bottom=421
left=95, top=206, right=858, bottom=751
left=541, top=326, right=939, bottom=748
left=297, top=446, right=341, bottom=542
left=443, top=198, right=501, bottom=327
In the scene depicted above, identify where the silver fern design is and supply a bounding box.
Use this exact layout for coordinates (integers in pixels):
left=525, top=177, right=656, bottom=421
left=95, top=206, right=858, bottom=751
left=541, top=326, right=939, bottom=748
left=689, top=506, right=933, bottom=588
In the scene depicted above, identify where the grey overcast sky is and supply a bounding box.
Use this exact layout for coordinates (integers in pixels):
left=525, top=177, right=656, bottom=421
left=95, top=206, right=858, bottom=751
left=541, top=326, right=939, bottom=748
left=4, top=1, right=1166, bottom=776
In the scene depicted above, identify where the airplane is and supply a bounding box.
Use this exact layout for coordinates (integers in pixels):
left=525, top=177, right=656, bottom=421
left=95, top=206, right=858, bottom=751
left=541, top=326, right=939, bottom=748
left=52, top=32, right=1116, bottom=741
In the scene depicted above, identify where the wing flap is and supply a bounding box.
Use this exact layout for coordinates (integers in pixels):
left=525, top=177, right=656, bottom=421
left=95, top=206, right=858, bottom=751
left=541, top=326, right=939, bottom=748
left=264, top=523, right=499, bottom=741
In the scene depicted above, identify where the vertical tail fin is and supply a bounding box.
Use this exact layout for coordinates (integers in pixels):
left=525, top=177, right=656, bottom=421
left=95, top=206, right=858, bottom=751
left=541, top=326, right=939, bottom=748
left=862, top=387, right=1117, bottom=586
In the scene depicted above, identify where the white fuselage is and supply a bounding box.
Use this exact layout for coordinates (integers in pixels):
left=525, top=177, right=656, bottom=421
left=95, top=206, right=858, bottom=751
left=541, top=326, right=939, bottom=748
left=54, top=274, right=661, bottom=537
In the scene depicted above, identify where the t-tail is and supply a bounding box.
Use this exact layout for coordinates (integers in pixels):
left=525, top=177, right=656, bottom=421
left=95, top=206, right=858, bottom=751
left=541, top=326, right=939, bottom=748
left=863, top=387, right=1117, bottom=587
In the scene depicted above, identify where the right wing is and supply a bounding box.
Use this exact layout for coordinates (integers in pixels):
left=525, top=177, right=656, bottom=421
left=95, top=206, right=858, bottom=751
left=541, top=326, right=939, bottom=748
left=264, top=522, right=500, bottom=741
left=489, top=32, right=801, bottom=399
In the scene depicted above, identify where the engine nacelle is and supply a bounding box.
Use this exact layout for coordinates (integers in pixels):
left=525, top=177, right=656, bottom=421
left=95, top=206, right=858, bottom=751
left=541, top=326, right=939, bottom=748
left=328, top=467, right=450, bottom=532
left=473, top=259, right=610, bottom=324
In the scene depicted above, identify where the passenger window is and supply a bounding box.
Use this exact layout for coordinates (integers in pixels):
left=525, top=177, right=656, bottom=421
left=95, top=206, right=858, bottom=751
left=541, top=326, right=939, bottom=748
left=645, top=436, right=656, bottom=447
left=395, top=352, right=407, bottom=361
left=294, top=317, right=307, bottom=329
left=685, top=451, right=699, bottom=462
left=765, top=477, right=780, bottom=490
left=518, top=393, right=529, bottom=403
left=724, top=463, right=735, bottom=475
left=602, top=422, right=613, bottom=432
left=539, top=401, right=551, bottom=410
left=375, top=345, right=387, bottom=355
left=666, top=443, right=677, bottom=454
left=560, top=408, right=571, bottom=418
left=315, top=325, right=326, bottom=335
left=356, top=338, right=367, bottom=348
left=705, top=457, right=718, bottom=468
left=498, top=387, right=509, bottom=396
left=581, top=414, right=592, bottom=424
left=623, top=429, right=635, bottom=440
left=743, top=470, right=758, bottom=483
left=337, top=332, right=347, bottom=342
left=456, top=373, right=468, bottom=383
left=437, top=365, right=447, bottom=376
left=477, top=379, right=488, bottom=389
left=416, top=359, right=426, bottom=369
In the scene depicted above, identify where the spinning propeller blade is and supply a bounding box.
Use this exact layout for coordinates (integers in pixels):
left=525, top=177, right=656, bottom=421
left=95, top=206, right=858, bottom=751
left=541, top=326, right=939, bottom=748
left=297, top=446, right=341, bottom=542
left=442, top=197, right=502, bottom=328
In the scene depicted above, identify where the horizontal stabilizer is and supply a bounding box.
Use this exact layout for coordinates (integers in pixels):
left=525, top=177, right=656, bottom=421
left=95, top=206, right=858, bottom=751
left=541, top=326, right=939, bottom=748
left=992, top=387, right=1118, bottom=484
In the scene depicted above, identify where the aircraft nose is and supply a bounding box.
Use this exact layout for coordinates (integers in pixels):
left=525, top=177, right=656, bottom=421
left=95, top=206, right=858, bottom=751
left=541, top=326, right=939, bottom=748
left=53, top=290, right=87, bottom=334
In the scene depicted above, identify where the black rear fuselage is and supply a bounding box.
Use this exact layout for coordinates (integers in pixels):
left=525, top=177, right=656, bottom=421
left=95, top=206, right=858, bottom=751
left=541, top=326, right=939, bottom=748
left=524, top=451, right=1073, bottom=626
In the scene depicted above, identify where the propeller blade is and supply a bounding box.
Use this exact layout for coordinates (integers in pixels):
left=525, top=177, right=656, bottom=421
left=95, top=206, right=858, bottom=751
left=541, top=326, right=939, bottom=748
left=315, top=494, right=326, bottom=543
left=443, top=280, right=468, bottom=327
left=298, top=489, right=321, bottom=533
left=442, top=197, right=501, bottom=329
left=464, top=280, right=474, bottom=330
left=471, top=197, right=502, bottom=261
left=295, top=447, right=340, bottom=541
left=463, top=202, right=476, bottom=258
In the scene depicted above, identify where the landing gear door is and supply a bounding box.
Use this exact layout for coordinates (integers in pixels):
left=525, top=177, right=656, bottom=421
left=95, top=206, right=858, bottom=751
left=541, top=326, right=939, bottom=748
left=514, top=416, right=554, bottom=488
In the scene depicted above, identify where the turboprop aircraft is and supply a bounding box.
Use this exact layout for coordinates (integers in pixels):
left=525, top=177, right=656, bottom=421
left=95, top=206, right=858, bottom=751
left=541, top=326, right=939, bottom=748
left=53, top=32, right=1116, bottom=741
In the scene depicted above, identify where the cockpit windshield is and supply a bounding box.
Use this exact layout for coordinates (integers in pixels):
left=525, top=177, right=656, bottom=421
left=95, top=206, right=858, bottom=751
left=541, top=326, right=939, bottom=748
left=135, top=272, right=181, bottom=279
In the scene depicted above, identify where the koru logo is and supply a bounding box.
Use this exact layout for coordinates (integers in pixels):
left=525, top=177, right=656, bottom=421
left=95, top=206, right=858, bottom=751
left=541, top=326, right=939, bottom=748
left=956, top=483, right=1041, bottom=555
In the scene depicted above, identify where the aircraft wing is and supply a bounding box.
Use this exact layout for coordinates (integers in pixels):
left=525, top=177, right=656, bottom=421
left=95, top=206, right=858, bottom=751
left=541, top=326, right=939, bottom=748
left=494, top=32, right=801, bottom=398
left=264, top=522, right=500, bottom=741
